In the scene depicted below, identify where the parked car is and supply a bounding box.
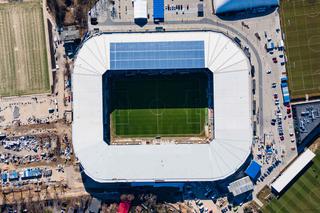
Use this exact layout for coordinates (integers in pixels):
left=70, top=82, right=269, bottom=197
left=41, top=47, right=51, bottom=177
left=287, top=108, right=291, bottom=114
left=272, top=57, right=278, bottom=63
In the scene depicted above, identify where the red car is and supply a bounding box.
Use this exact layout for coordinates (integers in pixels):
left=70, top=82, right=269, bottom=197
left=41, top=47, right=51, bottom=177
left=287, top=108, right=291, bottom=114
left=272, top=57, right=278, bottom=63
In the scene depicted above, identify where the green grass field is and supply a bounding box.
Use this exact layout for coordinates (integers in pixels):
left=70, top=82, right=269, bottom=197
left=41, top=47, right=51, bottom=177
left=0, top=1, right=50, bottom=97
left=110, top=72, right=209, bottom=137
left=280, top=0, right=320, bottom=99
left=263, top=150, right=320, bottom=213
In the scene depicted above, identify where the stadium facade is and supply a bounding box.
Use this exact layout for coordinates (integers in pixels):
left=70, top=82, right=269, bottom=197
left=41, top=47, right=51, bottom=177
left=213, top=0, right=279, bottom=14
left=72, top=31, right=252, bottom=183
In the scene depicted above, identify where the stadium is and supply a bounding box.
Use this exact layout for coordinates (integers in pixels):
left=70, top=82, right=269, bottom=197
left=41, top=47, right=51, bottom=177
left=72, top=31, right=252, bottom=183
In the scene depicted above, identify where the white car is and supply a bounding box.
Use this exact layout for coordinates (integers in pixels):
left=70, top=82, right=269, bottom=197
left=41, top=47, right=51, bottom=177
left=266, top=70, right=272, bottom=74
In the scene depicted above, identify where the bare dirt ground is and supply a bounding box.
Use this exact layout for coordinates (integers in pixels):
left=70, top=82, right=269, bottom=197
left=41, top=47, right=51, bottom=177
left=309, top=136, right=320, bottom=152
left=0, top=121, right=89, bottom=206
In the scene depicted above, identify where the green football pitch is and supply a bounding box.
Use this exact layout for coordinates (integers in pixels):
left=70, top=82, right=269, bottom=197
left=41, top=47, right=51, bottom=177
left=109, top=72, right=209, bottom=137
left=263, top=149, right=320, bottom=213
left=280, top=0, right=320, bottom=99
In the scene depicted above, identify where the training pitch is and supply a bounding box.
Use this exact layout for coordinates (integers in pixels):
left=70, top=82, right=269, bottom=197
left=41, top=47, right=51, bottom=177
left=0, top=1, right=50, bottom=97
left=264, top=150, right=320, bottom=213
left=110, top=72, right=209, bottom=137
left=280, top=0, right=320, bottom=100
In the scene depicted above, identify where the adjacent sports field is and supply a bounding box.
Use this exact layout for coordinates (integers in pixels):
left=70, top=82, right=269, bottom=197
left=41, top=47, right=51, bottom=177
left=0, top=1, right=50, bottom=97
left=280, top=0, right=320, bottom=99
left=263, top=150, right=320, bottom=213
left=110, top=72, right=209, bottom=137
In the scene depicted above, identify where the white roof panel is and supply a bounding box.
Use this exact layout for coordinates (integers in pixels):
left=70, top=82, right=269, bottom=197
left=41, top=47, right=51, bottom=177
left=228, top=176, right=254, bottom=196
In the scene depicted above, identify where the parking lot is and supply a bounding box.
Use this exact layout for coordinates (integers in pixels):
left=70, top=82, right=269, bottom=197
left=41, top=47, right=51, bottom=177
left=88, top=0, right=210, bottom=30
left=239, top=11, right=298, bottom=195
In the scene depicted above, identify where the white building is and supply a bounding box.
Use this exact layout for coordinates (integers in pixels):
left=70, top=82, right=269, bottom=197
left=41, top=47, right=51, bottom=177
left=213, top=0, right=279, bottom=14
left=271, top=149, right=316, bottom=194
left=134, top=0, right=147, bottom=20
left=72, top=31, right=252, bottom=183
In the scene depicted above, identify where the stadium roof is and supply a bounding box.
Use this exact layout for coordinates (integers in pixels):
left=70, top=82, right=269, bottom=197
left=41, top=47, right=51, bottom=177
left=271, top=149, right=316, bottom=193
left=213, top=0, right=279, bottom=14
left=72, top=31, right=252, bottom=183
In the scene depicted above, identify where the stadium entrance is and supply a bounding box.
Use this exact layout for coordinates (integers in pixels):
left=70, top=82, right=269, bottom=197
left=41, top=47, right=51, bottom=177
left=102, top=69, right=214, bottom=145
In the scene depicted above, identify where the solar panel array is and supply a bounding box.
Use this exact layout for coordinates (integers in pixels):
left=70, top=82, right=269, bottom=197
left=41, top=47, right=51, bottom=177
left=110, top=41, right=205, bottom=70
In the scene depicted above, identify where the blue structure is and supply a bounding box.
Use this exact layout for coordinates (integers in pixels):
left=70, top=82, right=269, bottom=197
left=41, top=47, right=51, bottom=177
left=8, top=171, right=19, bottom=181
left=1, top=173, right=8, bottom=183
left=110, top=41, right=205, bottom=70
left=281, top=77, right=290, bottom=105
left=22, top=168, right=42, bottom=180
left=153, top=0, right=164, bottom=21
left=245, top=160, right=261, bottom=181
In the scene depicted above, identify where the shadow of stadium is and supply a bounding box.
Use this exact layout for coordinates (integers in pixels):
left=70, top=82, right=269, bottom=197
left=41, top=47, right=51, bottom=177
left=102, top=68, right=213, bottom=112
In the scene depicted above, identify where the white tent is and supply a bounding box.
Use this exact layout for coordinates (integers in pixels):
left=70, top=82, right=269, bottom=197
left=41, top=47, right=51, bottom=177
left=214, top=0, right=279, bottom=14
left=134, top=0, right=147, bottom=19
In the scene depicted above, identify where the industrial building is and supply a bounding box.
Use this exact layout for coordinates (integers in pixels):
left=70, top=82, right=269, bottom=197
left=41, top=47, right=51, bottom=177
left=72, top=31, right=252, bottom=183
left=213, top=0, right=279, bottom=14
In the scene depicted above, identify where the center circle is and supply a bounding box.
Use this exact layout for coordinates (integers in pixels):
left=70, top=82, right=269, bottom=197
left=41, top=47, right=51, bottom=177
left=149, top=99, right=165, bottom=116
left=308, top=187, right=320, bottom=205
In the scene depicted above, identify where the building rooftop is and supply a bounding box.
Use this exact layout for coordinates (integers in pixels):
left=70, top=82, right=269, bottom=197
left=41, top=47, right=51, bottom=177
left=228, top=176, right=254, bottom=196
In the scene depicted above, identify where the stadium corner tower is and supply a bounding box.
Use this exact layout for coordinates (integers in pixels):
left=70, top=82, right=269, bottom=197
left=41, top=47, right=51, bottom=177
left=72, top=31, right=253, bottom=183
